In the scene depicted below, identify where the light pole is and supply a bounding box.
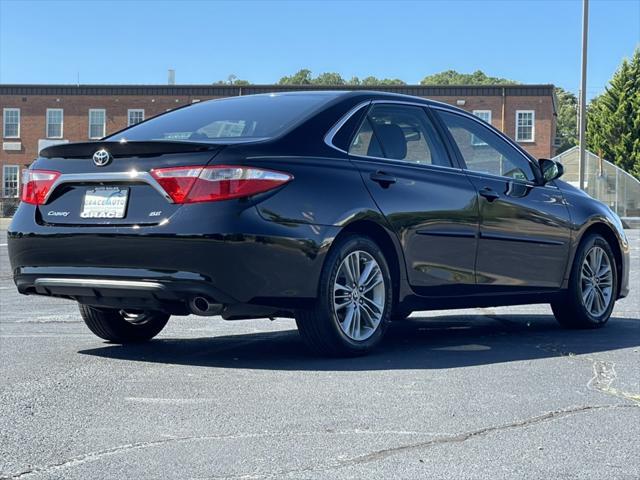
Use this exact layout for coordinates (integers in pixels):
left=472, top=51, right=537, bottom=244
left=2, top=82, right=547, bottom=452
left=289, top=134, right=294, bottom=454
left=578, top=0, right=589, bottom=191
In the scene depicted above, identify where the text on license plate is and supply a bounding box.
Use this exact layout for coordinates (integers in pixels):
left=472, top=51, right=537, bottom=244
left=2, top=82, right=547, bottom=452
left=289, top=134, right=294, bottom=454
left=81, top=187, right=129, bottom=219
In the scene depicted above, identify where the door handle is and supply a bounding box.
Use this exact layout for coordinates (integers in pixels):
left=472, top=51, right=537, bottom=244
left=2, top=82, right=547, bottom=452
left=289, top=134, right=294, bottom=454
left=479, top=187, right=500, bottom=202
left=370, top=171, right=397, bottom=187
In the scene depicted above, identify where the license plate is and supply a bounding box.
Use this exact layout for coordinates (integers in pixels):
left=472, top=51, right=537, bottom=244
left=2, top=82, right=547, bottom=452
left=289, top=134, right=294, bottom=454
left=81, top=187, right=129, bottom=219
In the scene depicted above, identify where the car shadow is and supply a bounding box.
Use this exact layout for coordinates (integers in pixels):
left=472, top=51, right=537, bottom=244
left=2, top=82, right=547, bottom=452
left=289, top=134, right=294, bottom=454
left=78, top=314, right=640, bottom=371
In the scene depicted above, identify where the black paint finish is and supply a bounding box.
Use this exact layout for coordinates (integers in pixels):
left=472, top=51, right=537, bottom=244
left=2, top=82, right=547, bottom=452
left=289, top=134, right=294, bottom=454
left=8, top=91, right=630, bottom=317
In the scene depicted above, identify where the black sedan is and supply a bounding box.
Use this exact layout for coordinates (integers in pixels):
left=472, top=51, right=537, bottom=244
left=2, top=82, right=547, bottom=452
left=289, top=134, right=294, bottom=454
left=8, top=91, right=630, bottom=356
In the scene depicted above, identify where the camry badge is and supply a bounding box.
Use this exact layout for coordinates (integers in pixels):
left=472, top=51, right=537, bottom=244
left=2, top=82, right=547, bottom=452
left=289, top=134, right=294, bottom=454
left=93, top=149, right=111, bottom=167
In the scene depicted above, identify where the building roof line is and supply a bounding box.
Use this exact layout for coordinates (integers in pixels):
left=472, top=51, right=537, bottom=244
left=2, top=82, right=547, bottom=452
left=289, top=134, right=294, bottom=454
left=0, top=83, right=556, bottom=99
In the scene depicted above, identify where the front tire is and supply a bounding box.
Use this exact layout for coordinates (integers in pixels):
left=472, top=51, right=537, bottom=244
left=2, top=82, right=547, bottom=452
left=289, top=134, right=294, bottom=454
left=79, top=305, right=170, bottom=343
left=295, top=235, right=393, bottom=356
left=551, top=234, right=617, bottom=329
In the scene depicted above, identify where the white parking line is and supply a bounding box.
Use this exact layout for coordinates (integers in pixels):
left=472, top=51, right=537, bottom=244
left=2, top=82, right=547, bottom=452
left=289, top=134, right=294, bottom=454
left=0, top=244, right=7, bottom=247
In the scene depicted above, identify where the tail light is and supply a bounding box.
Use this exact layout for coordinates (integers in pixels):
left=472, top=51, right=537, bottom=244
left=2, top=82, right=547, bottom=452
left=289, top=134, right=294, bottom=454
left=150, top=165, right=293, bottom=204
left=21, top=169, right=61, bottom=205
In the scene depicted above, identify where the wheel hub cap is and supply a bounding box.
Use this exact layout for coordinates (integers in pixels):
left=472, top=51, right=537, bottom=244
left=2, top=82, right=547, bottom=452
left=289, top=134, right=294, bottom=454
left=333, top=250, right=385, bottom=341
left=580, top=246, right=613, bottom=318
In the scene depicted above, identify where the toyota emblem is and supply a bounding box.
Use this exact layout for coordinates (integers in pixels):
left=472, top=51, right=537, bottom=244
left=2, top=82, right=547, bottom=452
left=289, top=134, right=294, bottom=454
left=93, top=149, right=111, bottom=167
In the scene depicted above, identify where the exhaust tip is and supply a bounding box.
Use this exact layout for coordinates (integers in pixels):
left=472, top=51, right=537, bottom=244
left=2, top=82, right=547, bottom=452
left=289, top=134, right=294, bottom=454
left=189, top=296, right=223, bottom=316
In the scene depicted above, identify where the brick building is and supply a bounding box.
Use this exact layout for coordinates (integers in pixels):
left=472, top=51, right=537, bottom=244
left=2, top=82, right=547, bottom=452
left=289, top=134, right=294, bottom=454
left=0, top=84, right=557, bottom=199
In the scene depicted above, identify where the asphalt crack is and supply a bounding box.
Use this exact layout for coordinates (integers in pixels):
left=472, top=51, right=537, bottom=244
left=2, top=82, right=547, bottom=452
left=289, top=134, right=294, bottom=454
left=333, top=404, right=636, bottom=468
left=5, top=405, right=634, bottom=479
left=0, top=429, right=434, bottom=479
left=202, top=404, right=639, bottom=479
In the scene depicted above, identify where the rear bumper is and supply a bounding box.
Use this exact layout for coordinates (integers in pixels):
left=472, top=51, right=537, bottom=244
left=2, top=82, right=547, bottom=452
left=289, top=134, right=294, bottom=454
left=14, top=268, right=236, bottom=314
left=9, top=203, right=339, bottom=312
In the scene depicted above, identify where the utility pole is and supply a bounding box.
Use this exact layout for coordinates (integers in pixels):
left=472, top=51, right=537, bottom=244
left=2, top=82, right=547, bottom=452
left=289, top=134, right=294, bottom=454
left=578, top=0, right=589, bottom=190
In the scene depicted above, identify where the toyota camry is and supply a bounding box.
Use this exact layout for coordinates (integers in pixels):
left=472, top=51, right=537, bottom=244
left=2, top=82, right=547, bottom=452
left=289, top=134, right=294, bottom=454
left=8, top=91, right=630, bottom=356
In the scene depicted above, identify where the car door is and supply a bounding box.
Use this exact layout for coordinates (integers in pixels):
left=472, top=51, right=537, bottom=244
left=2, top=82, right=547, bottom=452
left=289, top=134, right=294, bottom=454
left=347, top=102, right=479, bottom=293
left=434, top=108, right=572, bottom=289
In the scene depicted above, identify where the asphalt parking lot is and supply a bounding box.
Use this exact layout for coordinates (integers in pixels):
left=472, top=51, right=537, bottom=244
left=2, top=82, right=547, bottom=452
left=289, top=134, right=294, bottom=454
left=1, top=228, right=638, bottom=480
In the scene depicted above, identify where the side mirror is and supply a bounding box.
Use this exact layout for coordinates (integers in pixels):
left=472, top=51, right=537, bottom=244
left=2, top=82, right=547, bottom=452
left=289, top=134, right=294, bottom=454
left=539, top=158, right=564, bottom=184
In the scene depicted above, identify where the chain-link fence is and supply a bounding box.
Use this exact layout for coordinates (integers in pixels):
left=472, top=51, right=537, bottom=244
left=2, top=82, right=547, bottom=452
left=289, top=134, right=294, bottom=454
left=553, top=147, right=640, bottom=225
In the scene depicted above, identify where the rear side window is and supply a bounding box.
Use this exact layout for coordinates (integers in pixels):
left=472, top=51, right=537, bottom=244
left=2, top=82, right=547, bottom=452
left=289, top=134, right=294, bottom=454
left=349, top=118, right=383, bottom=157
left=331, top=104, right=368, bottom=151
left=109, top=93, right=337, bottom=143
left=349, top=104, right=451, bottom=167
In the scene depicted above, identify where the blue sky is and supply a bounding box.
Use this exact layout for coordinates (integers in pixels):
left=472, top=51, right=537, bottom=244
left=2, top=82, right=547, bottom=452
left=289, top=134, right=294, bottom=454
left=0, top=0, right=638, bottom=99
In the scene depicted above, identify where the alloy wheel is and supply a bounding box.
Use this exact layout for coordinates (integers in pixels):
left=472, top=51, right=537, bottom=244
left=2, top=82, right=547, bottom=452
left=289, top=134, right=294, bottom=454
left=580, top=246, right=613, bottom=318
left=333, top=250, right=385, bottom=341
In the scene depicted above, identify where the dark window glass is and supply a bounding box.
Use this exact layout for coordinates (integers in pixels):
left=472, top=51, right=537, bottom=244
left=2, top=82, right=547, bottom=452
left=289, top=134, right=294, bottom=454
left=349, top=118, right=383, bottom=157
left=332, top=105, right=367, bottom=151
left=438, top=110, right=535, bottom=181
left=356, top=105, right=450, bottom=167
left=108, top=93, right=338, bottom=143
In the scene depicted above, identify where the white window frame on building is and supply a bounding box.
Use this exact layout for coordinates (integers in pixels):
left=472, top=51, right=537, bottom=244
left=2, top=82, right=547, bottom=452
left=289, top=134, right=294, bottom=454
left=88, top=109, right=106, bottom=139
left=515, top=110, right=535, bottom=142
left=46, top=108, right=64, bottom=139
left=471, top=110, right=492, bottom=146
left=127, top=109, right=145, bottom=126
left=3, top=108, right=20, bottom=138
left=2, top=164, right=20, bottom=198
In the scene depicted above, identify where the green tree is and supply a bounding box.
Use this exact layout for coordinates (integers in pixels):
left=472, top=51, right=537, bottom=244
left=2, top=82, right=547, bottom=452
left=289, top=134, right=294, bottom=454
left=554, top=87, right=578, bottom=154
left=313, top=72, right=346, bottom=85
left=213, top=74, right=250, bottom=85
left=278, top=70, right=406, bottom=86
left=278, top=69, right=313, bottom=85
left=420, top=69, right=516, bottom=85
left=587, top=49, right=640, bottom=179
left=361, top=76, right=406, bottom=86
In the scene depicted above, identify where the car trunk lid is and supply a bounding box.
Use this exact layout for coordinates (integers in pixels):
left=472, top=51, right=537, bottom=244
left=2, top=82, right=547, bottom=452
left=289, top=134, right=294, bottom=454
left=34, top=141, right=222, bottom=226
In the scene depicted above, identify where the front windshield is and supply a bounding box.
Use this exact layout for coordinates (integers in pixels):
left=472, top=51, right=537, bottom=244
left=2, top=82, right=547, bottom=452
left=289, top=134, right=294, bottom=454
left=108, top=93, right=338, bottom=143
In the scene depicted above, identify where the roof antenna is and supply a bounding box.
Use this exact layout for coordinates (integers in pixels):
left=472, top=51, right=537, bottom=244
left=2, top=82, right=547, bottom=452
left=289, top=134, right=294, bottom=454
left=76, top=72, right=80, bottom=87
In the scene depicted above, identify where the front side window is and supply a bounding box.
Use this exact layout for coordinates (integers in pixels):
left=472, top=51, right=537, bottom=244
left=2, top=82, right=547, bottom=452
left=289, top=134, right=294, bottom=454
left=109, top=93, right=338, bottom=143
left=89, top=109, right=106, bottom=139
left=3, top=108, right=20, bottom=138
left=438, top=110, right=535, bottom=181
left=128, top=109, right=145, bottom=126
left=3, top=165, right=20, bottom=198
left=350, top=104, right=450, bottom=167
left=516, top=110, right=535, bottom=142
left=46, top=109, right=63, bottom=138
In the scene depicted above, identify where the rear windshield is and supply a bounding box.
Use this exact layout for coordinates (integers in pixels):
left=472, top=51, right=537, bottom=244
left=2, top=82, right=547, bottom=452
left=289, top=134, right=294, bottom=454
left=108, top=93, right=337, bottom=143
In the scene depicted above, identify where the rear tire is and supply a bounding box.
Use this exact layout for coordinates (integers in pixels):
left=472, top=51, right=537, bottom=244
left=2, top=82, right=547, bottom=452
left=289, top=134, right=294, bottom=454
left=551, top=234, right=617, bottom=329
left=295, top=235, right=393, bottom=356
left=79, top=304, right=170, bottom=343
